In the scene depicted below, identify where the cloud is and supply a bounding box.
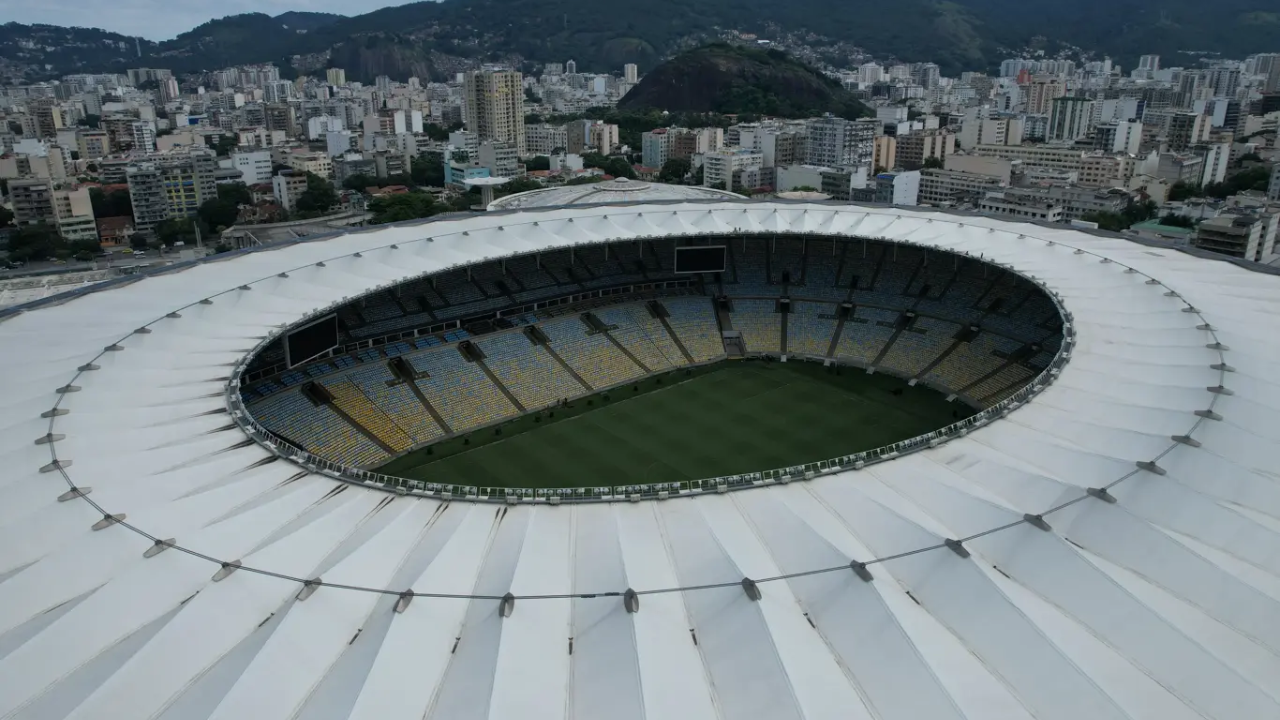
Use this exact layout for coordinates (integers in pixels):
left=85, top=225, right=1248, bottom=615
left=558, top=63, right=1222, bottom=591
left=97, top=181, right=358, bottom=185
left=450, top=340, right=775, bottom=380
left=10, top=0, right=418, bottom=40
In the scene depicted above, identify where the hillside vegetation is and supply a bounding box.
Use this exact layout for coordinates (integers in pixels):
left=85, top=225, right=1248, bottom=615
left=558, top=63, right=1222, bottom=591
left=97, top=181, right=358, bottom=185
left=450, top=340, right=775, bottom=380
left=619, top=44, right=869, bottom=119
left=5, top=0, right=1280, bottom=81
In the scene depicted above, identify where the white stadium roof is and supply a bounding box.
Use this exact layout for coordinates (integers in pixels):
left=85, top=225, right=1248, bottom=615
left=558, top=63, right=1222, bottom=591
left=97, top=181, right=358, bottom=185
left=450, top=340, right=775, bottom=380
left=487, top=176, right=743, bottom=209
left=3, top=201, right=1280, bottom=720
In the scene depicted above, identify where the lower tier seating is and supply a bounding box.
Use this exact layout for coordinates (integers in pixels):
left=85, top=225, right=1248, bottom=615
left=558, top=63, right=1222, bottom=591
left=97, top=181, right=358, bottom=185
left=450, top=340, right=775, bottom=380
left=731, top=299, right=782, bottom=354
left=786, top=301, right=838, bottom=357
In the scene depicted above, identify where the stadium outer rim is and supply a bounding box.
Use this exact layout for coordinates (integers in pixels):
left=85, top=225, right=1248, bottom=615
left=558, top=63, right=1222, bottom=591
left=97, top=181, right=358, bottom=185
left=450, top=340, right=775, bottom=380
left=33, top=204, right=1232, bottom=604
left=227, top=230, right=1076, bottom=502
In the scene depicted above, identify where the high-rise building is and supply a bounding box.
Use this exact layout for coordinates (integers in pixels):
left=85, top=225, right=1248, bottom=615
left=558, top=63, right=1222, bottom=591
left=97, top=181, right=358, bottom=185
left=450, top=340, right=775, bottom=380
left=895, top=130, right=955, bottom=169
left=375, top=75, right=393, bottom=94
left=642, top=129, right=671, bottom=169
left=1093, top=121, right=1143, bottom=155
left=1024, top=76, right=1067, bottom=115
left=76, top=129, right=110, bottom=159
left=232, top=150, right=274, bottom=185
left=1204, top=68, right=1240, bottom=98
left=565, top=59, right=577, bottom=75
left=463, top=69, right=526, bottom=157
left=29, top=101, right=66, bottom=139
left=526, top=123, right=569, bottom=156
left=8, top=178, right=55, bottom=228
left=1048, top=97, right=1095, bottom=142
left=126, top=149, right=218, bottom=237
left=805, top=115, right=876, bottom=169
left=326, top=68, right=347, bottom=86
left=703, top=148, right=763, bottom=191
left=51, top=186, right=97, bottom=242
left=1165, top=112, right=1210, bottom=152
left=158, top=76, right=181, bottom=103
left=623, top=64, right=638, bottom=84
left=130, top=120, right=156, bottom=154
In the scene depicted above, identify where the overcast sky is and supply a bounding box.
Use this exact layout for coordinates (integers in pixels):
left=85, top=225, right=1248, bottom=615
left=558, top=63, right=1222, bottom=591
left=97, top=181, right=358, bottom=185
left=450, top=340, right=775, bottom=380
left=13, top=0, right=421, bottom=41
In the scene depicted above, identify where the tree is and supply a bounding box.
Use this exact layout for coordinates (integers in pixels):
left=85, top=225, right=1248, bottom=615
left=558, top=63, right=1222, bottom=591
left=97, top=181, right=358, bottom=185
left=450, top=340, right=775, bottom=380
left=154, top=217, right=204, bottom=247
left=1121, top=199, right=1157, bottom=226
left=1236, top=153, right=1263, bottom=165
left=90, top=188, right=133, bottom=218
left=526, top=156, right=551, bottom=172
left=1160, top=213, right=1196, bottom=228
left=368, top=193, right=439, bottom=224
left=198, top=197, right=240, bottom=231
left=217, top=182, right=252, bottom=206
left=1166, top=181, right=1199, bottom=202
left=922, top=157, right=945, bottom=169
left=1080, top=211, right=1128, bottom=232
left=411, top=155, right=445, bottom=187
left=566, top=175, right=605, bottom=186
left=295, top=173, right=338, bottom=215
left=343, top=174, right=377, bottom=191
left=0, top=206, right=13, bottom=228
left=492, top=177, right=543, bottom=199
left=211, top=134, right=238, bottom=157
left=7, top=224, right=64, bottom=261
left=657, top=158, right=691, bottom=183
left=80, top=114, right=100, bottom=129
left=791, top=185, right=819, bottom=192
left=524, top=86, right=542, bottom=103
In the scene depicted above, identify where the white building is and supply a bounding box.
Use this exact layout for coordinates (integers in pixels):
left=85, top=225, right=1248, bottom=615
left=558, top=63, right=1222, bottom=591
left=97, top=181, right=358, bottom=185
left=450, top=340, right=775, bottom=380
left=232, top=150, right=273, bottom=185
left=703, top=148, right=763, bottom=191
left=623, top=64, right=638, bottom=84
left=805, top=115, right=876, bottom=169
left=1048, top=97, right=1095, bottom=142
left=326, top=131, right=359, bottom=157
left=307, top=116, right=345, bottom=142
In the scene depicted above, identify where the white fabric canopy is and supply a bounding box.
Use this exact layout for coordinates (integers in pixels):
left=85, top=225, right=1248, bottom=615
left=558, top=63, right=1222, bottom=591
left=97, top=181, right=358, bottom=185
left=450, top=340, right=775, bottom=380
left=1, top=202, right=1277, bottom=720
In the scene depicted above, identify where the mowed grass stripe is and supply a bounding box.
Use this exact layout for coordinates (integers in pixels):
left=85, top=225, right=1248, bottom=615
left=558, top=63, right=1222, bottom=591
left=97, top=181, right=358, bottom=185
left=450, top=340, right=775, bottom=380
left=381, top=361, right=971, bottom=488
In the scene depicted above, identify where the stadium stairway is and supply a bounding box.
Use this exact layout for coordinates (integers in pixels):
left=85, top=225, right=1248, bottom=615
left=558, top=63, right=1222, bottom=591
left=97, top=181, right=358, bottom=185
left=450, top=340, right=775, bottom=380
left=826, top=310, right=848, bottom=358
left=913, top=336, right=964, bottom=381
left=649, top=302, right=696, bottom=364
left=957, top=354, right=1028, bottom=401
left=403, top=377, right=453, bottom=434
left=870, top=314, right=910, bottom=367
left=320, top=390, right=398, bottom=455
left=539, top=343, right=594, bottom=392
left=599, top=329, right=652, bottom=374
left=473, top=357, right=528, bottom=413
left=779, top=303, right=789, bottom=355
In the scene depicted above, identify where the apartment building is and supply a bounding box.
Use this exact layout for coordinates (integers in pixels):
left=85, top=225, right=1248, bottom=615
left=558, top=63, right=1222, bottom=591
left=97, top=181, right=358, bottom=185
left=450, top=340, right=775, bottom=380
left=463, top=69, right=526, bottom=156
left=703, top=148, right=763, bottom=191
left=918, top=168, right=1005, bottom=207
left=126, top=149, right=218, bottom=237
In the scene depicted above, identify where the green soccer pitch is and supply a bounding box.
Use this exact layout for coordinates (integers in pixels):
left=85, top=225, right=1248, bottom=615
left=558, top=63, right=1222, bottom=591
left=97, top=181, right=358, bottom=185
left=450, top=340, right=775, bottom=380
left=376, top=360, right=972, bottom=489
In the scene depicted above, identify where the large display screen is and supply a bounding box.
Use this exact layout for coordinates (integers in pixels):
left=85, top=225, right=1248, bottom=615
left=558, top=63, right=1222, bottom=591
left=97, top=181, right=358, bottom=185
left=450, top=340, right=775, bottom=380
left=674, top=245, right=727, bottom=274
left=285, top=314, right=338, bottom=367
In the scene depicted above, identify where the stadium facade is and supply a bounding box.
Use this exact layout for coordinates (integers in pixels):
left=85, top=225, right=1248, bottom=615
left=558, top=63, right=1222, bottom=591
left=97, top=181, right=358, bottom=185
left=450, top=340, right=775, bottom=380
left=1, top=202, right=1279, bottom=720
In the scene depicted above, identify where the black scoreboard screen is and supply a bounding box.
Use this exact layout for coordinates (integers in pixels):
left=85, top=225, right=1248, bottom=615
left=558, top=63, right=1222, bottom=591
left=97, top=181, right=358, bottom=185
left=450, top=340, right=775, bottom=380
left=674, top=245, right=727, bottom=274
left=285, top=314, right=339, bottom=367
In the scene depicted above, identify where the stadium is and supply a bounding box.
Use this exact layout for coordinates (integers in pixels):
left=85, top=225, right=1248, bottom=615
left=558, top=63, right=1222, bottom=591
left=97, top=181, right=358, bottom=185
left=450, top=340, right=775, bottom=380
left=1, top=199, right=1278, bottom=720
